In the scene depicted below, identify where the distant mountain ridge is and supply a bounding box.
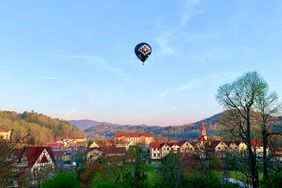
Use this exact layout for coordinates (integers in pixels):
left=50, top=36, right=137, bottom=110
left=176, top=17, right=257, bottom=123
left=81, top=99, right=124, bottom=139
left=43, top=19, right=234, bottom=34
left=70, top=113, right=282, bottom=141
left=70, top=112, right=224, bottom=140
left=69, top=120, right=120, bottom=130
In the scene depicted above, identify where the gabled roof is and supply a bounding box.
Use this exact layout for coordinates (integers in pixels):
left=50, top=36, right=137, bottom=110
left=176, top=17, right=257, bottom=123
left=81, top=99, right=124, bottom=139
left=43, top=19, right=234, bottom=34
left=177, top=141, right=187, bottom=146
left=225, top=140, right=242, bottom=146
left=114, top=132, right=154, bottom=138
left=207, top=140, right=226, bottom=150
left=190, top=141, right=199, bottom=147
left=18, top=147, right=55, bottom=167
left=150, top=142, right=165, bottom=149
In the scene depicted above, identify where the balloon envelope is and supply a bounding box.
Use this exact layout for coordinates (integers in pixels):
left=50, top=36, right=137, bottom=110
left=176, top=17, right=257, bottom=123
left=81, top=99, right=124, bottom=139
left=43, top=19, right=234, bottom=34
left=134, top=42, right=152, bottom=64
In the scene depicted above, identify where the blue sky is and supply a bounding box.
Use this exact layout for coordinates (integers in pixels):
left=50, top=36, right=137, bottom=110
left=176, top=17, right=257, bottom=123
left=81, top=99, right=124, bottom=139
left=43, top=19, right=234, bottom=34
left=0, top=0, right=281, bottom=126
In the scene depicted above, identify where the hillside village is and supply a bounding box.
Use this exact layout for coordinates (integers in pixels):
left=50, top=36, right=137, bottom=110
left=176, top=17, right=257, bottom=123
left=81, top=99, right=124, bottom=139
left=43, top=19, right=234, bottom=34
left=1, top=121, right=281, bottom=187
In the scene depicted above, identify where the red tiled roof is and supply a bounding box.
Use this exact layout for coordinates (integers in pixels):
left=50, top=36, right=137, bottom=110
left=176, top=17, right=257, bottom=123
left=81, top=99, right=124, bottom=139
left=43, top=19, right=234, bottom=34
left=150, top=142, right=165, bottom=148
left=114, top=132, right=154, bottom=138
left=198, top=135, right=209, bottom=141
left=102, top=139, right=114, bottom=147
left=18, top=147, right=55, bottom=167
left=47, top=142, right=64, bottom=148
left=64, top=137, right=86, bottom=140
left=0, top=129, right=10, bottom=132
left=251, top=139, right=263, bottom=147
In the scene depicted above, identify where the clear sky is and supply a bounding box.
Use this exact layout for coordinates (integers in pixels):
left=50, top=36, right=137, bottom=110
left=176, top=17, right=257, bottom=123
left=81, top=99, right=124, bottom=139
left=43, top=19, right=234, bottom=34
left=0, top=0, right=281, bottom=126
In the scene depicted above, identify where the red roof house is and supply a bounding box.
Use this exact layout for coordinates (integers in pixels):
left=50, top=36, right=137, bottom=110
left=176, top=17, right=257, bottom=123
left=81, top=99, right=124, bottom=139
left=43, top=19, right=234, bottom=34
left=17, top=147, right=56, bottom=174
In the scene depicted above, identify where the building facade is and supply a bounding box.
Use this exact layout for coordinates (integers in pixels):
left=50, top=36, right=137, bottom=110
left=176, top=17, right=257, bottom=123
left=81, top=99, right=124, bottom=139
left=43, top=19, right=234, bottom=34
left=114, top=132, right=154, bottom=145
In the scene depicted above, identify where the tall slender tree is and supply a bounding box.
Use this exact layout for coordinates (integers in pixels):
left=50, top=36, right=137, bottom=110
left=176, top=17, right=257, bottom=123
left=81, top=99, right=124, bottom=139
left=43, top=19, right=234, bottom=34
left=216, top=71, right=268, bottom=188
left=254, top=84, right=281, bottom=181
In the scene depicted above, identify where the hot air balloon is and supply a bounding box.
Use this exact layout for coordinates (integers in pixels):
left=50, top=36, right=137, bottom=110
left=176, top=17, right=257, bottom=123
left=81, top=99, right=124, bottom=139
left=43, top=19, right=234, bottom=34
left=134, top=42, right=152, bottom=65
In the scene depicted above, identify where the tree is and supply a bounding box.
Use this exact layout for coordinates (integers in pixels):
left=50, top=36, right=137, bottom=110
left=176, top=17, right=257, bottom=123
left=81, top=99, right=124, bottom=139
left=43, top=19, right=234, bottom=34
left=0, top=142, right=17, bottom=187
left=132, top=146, right=148, bottom=188
left=41, top=172, right=81, bottom=188
left=254, top=83, right=281, bottom=180
left=159, top=152, right=183, bottom=188
left=216, top=71, right=267, bottom=188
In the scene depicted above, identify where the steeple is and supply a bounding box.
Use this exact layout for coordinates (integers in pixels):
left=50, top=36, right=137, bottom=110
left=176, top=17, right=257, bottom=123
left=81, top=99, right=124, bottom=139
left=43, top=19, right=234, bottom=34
left=201, top=121, right=206, bottom=136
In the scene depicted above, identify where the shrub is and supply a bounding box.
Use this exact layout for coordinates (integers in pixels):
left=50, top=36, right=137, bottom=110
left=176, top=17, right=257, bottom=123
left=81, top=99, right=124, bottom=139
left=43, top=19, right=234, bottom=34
left=41, top=172, right=80, bottom=188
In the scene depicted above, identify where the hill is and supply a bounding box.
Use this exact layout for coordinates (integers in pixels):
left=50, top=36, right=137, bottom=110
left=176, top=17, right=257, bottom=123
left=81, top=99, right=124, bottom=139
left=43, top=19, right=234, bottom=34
left=72, top=112, right=282, bottom=141
left=71, top=112, right=224, bottom=140
left=69, top=119, right=122, bottom=130
left=0, top=111, right=85, bottom=145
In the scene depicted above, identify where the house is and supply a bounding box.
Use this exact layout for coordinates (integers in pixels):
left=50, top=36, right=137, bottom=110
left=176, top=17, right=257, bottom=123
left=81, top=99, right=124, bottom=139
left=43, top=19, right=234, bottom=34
left=238, top=142, right=247, bottom=152
left=0, top=129, right=12, bottom=141
left=17, top=147, right=56, bottom=174
left=190, top=141, right=202, bottom=151
left=177, top=141, right=194, bottom=153
left=210, top=141, right=228, bottom=152
left=170, top=143, right=181, bottom=153
left=226, top=141, right=241, bottom=151
left=150, top=142, right=165, bottom=159
left=47, top=142, right=64, bottom=151
left=272, top=147, right=282, bottom=162
left=161, top=143, right=172, bottom=157
left=114, top=132, right=154, bottom=145
left=150, top=141, right=196, bottom=160
left=89, top=141, right=100, bottom=148
left=252, top=139, right=268, bottom=158
left=115, top=140, right=134, bottom=151
left=63, top=137, right=87, bottom=145
left=102, top=139, right=115, bottom=147
left=198, top=122, right=209, bottom=143
left=87, top=147, right=127, bottom=161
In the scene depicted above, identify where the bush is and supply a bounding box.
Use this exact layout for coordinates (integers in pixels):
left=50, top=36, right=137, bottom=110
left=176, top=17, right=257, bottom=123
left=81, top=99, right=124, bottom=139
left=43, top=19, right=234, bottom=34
left=41, top=172, right=81, bottom=188
left=262, top=172, right=282, bottom=188
left=184, top=172, right=239, bottom=188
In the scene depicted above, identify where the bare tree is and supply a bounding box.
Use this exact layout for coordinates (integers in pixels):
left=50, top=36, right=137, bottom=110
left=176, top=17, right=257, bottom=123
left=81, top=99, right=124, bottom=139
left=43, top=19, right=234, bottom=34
left=254, top=85, right=281, bottom=180
left=0, top=142, right=17, bottom=187
left=216, top=71, right=268, bottom=188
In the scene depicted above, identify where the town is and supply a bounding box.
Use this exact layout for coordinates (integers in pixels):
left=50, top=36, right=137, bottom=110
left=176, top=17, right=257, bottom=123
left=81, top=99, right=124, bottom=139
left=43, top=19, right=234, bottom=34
left=1, top=1, right=282, bottom=188
left=1, top=121, right=281, bottom=187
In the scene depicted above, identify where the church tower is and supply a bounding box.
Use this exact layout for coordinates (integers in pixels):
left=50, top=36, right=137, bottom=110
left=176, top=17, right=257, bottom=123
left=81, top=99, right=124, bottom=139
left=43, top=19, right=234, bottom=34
left=199, top=121, right=208, bottom=142
left=201, top=121, right=206, bottom=136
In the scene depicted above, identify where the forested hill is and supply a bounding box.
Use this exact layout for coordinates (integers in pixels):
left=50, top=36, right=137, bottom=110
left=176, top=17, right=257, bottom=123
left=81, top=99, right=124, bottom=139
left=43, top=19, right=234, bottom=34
left=76, top=112, right=282, bottom=141
left=79, top=113, right=225, bottom=140
left=0, top=111, right=85, bottom=146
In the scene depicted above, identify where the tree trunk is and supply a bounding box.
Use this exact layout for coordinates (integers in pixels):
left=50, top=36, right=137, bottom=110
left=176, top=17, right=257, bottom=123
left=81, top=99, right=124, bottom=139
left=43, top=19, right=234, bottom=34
left=247, top=114, right=259, bottom=188
left=262, top=130, right=268, bottom=180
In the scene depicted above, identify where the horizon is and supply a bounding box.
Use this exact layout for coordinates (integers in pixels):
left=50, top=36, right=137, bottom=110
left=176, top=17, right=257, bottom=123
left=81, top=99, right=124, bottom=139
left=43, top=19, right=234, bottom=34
left=1, top=1, right=282, bottom=126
